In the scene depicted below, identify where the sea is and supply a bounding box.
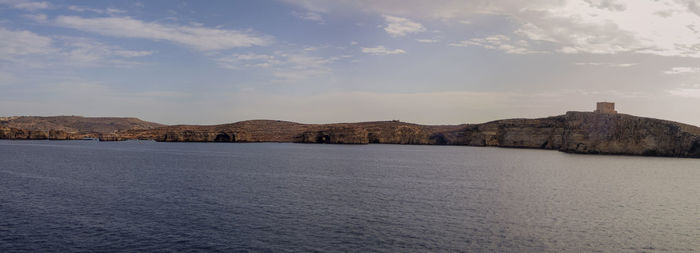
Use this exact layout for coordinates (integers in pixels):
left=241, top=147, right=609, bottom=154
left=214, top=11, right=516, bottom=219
left=0, top=140, right=698, bottom=252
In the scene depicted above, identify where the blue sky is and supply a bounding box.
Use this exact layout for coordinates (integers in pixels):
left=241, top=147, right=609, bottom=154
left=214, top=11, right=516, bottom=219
left=2, top=0, right=700, bottom=125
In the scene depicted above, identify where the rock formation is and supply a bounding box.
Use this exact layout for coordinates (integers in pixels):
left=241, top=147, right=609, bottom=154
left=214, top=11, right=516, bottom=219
left=2, top=113, right=699, bottom=158
left=0, top=116, right=164, bottom=133
left=0, top=116, right=164, bottom=141
left=559, top=112, right=700, bottom=157
left=0, top=126, right=71, bottom=140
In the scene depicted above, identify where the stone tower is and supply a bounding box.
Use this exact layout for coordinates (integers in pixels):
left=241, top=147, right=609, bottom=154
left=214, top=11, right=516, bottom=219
left=594, top=102, right=617, bottom=114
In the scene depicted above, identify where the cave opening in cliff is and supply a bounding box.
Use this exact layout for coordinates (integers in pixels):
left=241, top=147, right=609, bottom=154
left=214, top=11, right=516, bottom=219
left=316, top=134, right=331, bottom=144
left=214, top=133, right=234, bottom=142
left=690, top=141, right=700, bottom=156
left=430, top=134, right=448, bottom=145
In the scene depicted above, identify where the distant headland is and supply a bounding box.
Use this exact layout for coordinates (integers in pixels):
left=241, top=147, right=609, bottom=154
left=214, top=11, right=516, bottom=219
left=2, top=103, right=699, bottom=158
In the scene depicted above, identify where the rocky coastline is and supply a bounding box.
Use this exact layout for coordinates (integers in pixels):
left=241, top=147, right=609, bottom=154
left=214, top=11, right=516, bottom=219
left=2, top=112, right=699, bottom=158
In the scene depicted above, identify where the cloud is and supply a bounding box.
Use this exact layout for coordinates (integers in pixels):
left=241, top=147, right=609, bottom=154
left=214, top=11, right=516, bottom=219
left=0, top=27, right=55, bottom=58
left=217, top=50, right=338, bottom=82
left=416, top=39, right=438, bottom=43
left=68, top=5, right=126, bottom=15
left=217, top=53, right=280, bottom=69
left=57, top=37, right=152, bottom=66
left=0, top=27, right=151, bottom=68
left=583, top=0, right=626, bottom=11
left=281, top=0, right=561, bottom=21
left=449, top=35, right=539, bottom=54
left=501, top=1, right=700, bottom=57
left=663, top=67, right=700, bottom=74
left=291, top=11, right=324, bottom=23
left=0, top=0, right=49, bottom=10
left=284, top=0, right=700, bottom=58
left=54, top=16, right=271, bottom=51
left=23, top=13, right=47, bottom=22
left=574, top=62, right=637, bottom=67
left=361, top=45, right=406, bottom=55
left=668, top=87, right=700, bottom=98
left=383, top=15, right=425, bottom=37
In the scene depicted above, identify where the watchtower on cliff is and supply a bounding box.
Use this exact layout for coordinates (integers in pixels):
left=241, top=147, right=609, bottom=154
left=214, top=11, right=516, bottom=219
left=594, top=102, right=617, bottom=114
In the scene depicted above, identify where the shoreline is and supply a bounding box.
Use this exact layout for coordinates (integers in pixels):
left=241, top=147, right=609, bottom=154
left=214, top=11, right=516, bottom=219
left=2, top=138, right=699, bottom=160
left=2, top=111, right=700, bottom=159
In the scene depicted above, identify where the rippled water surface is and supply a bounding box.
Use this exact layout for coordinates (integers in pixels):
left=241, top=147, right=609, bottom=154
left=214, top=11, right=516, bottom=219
left=0, top=140, right=698, bottom=252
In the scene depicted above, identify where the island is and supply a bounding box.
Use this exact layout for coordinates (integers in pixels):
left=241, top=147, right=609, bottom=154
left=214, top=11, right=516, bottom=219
left=2, top=103, right=699, bottom=158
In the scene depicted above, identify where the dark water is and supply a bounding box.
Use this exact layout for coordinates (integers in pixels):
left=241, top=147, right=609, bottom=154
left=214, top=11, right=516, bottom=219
left=0, top=141, right=698, bottom=252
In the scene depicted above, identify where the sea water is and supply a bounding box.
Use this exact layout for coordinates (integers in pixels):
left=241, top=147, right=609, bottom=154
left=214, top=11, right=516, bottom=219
left=1, top=140, right=698, bottom=252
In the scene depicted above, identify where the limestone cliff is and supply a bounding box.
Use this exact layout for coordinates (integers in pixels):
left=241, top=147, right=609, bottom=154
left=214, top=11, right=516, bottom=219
left=447, top=116, right=566, bottom=148
left=0, top=126, right=72, bottom=140
left=299, top=127, right=369, bottom=144
left=2, top=113, right=699, bottom=158
left=297, top=121, right=461, bottom=145
left=560, top=112, right=700, bottom=157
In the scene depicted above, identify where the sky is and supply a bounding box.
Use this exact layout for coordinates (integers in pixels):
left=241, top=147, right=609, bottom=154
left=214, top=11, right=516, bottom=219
left=1, top=0, right=700, bottom=126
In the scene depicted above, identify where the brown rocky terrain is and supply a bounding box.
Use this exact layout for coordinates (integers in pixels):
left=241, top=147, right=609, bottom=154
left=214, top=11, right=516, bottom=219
left=1, top=112, right=699, bottom=158
left=0, top=116, right=164, bottom=134
left=559, top=112, right=700, bottom=157
left=102, top=120, right=463, bottom=144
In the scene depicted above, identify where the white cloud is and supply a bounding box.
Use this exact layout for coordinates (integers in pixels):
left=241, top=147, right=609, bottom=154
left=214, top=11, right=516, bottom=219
left=112, top=50, right=152, bottom=58
left=663, top=67, right=700, bottom=74
left=416, top=39, right=438, bottom=43
left=504, top=1, right=700, bottom=57
left=271, top=52, right=336, bottom=81
left=68, top=5, right=126, bottom=15
left=583, top=0, right=626, bottom=11
left=0, top=27, right=151, bottom=68
left=23, top=13, right=47, bottom=22
left=449, top=35, right=539, bottom=54
left=361, top=45, right=406, bottom=55
left=217, top=53, right=279, bottom=69
left=574, top=62, right=637, bottom=67
left=54, top=16, right=271, bottom=51
left=217, top=50, right=338, bottom=82
left=383, top=15, right=425, bottom=37
left=291, top=11, right=324, bottom=23
left=281, top=0, right=559, bottom=20
left=0, top=27, right=54, bottom=58
left=668, top=87, right=700, bottom=98
left=0, top=0, right=49, bottom=10
left=284, top=0, right=700, bottom=58
left=58, top=37, right=152, bottom=66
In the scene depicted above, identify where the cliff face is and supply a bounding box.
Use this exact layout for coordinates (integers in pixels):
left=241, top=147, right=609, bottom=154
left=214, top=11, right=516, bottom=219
left=298, top=121, right=459, bottom=145
left=0, top=126, right=72, bottom=140
left=299, top=127, right=369, bottom=144
left=133, top=113, right=699, bottom=158
left=0, top=116, right=164, bottom=141
left=158, top=131, right=237, bottom=142
left=449, top=116, right=566, bottom=149
left=107, top=120, right=309, bottom=142
left=560, top=112, right=700, bottom=157
left=83, top=113, right=700, bottom=158
left=2, top=113, right=699, bottom=158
